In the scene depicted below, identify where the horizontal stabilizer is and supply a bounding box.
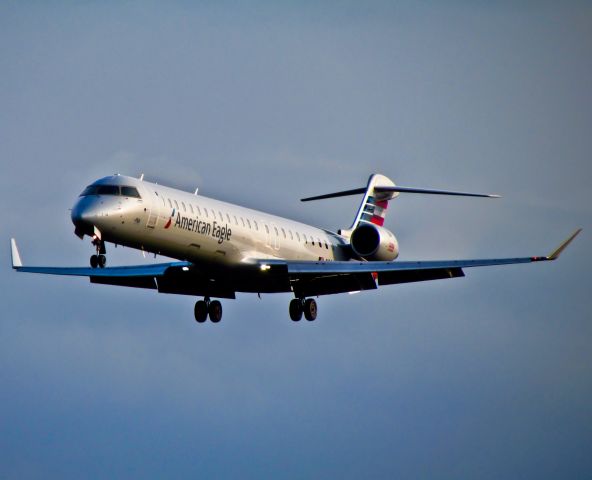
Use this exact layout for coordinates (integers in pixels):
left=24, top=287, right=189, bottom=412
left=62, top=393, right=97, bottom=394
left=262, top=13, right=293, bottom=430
left=374, top=186, right=499, bottom=198
left=302, top=185, right=499, bottom=201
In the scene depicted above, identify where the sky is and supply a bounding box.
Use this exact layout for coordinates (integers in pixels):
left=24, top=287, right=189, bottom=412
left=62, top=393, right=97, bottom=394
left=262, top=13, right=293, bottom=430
left=1, top=1, right=591, bottom=478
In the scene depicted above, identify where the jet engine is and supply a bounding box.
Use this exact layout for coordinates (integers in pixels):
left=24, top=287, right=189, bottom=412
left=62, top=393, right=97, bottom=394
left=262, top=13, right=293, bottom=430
left=350, top=224, right=399, bottom=261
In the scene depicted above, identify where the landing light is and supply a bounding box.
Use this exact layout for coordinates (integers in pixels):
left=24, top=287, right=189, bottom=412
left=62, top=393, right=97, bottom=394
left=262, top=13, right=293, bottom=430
left=182, top=266, right=189, bottom=272
left=260, top=264, right=271, bottom=271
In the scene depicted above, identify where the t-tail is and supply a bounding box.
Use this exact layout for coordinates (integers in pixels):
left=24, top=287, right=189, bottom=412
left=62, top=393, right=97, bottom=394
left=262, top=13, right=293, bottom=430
left=347, top=173, right=398, bottom=232
left=301, top=173, right=500, bottom=261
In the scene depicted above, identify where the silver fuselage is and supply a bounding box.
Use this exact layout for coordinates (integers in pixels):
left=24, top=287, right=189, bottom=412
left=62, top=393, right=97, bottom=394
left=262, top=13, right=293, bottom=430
left=71, top=175, right=351, bottom=284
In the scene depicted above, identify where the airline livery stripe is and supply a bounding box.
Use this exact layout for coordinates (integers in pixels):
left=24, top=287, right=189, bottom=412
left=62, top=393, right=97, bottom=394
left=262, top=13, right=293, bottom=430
left=373, top=205, right=385, bottom=217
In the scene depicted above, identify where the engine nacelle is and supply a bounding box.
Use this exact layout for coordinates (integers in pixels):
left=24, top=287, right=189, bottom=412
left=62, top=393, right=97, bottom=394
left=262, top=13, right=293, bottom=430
left=350, top=224, right=399, bottom=261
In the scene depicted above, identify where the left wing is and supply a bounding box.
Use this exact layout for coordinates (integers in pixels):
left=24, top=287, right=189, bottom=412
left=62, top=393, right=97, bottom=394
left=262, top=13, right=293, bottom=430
left=257, top=229, right=581, bottom=297
left=10, top=239, right=238, bottom=298
left=11, top=239, right=191, bottom=278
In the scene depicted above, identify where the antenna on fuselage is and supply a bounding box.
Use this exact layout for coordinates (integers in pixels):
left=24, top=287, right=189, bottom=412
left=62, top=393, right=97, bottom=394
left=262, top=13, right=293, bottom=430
left=139, top=173, right=144, bottom=181
left=194, top=188, right=199, bottom=195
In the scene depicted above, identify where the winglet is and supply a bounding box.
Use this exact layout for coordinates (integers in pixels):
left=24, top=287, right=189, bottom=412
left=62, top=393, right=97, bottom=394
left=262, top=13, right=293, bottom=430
left=546, top=228, right=582, bottom=260
left=10, top=238, right=23, bottom=268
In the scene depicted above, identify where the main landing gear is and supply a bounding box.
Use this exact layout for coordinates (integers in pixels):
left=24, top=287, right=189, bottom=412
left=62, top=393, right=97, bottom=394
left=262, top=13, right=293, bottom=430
left=289, top=298, right=317, bottom=322
left=89, top=238, right=107, bottom=269
left=194, top=297, right=223, bottom=323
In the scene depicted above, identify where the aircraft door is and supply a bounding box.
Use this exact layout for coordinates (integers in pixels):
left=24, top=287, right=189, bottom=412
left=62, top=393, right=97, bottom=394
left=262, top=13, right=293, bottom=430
left=145, top=189, right=162, bottom=229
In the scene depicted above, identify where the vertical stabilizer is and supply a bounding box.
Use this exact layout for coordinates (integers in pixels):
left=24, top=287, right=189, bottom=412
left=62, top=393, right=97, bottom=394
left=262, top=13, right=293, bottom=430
left=347, top=174, right=398, bottom=232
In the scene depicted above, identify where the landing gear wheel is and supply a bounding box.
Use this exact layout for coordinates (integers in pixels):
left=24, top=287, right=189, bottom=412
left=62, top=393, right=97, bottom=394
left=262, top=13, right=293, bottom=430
left=289, top=299, right=303, bottom=321
left=209, top=300, right=223, bottom=323
left=90, top=239, right=106, bottom=269
left=194, top=300, right=208, bottom=323
left=303, top=298, right=317, bottom=321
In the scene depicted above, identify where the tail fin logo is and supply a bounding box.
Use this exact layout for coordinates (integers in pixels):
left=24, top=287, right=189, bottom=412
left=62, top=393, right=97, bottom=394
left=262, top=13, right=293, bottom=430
left=359, top=197, right=388, bottom=227
left=164, top=208, right=175, bottom=229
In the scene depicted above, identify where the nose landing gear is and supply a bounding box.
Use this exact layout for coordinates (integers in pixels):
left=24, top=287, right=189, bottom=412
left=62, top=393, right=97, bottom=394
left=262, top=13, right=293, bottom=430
left=194, top=297, right=223, bottom=323
left=289, top=298, right=317, bottom=322
left=89, top=238, right=107, bottom=269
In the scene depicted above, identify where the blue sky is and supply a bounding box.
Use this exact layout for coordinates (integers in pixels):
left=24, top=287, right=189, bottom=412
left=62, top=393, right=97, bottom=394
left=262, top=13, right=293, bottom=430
left=1, top=2, right=591, bottom=478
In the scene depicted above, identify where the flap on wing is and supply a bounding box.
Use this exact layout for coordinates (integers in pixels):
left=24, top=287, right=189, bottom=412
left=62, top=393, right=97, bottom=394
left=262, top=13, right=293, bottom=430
left=91, top=276, right=158, bottom=289
left=378, top=267, right=464, bottom=286
left=291, top=271, right=377, bottom=297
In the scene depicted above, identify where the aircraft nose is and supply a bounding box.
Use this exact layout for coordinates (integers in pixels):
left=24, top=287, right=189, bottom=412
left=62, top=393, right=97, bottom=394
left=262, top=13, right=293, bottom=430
left=71, top=197, right=101, bottom=236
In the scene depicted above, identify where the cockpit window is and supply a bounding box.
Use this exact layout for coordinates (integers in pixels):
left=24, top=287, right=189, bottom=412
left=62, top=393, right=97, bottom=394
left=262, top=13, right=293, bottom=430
left=121, top=186, right=141, bottom=198
left=80, top=184, right=142, bottom=198
left=96, top=185, right=120, bottom=195
left=80, top=185, right=99, bottom=196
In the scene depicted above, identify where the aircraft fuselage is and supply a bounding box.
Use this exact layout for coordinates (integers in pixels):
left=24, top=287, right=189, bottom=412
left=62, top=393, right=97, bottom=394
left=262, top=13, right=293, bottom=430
left=71, top=175, right=351, bottom=292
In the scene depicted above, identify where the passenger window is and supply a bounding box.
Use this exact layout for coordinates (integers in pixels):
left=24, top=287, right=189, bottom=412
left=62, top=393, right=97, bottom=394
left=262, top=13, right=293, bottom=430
left=189, top=204, right=194, bottom=214
left=174, top=200, right=179, bottom=210
left=218, top=211, right=223, bottom=222
left=241, top=217, right=245, bottom=227
left=254, top=220, right=258, bottom=231
left=265, top=225, right=270, bottom=234
left=168, top=199, right=172, bottom=208
left=182, top=202, right=186, bottom=212
left=226, top=213, right=231, bottom=223
left=211, top=209, right=216, bottom=219
left=296, top=232, right=301, bottom=242
left=274, top=227, right=279, bottom=236
left=325, top=242, right=329, bottom=249
left=289, top=230, right=293, bottom=240
left=234, top=215, right=238, bottom=225
left=204, top=209, right=209, bottom=218
left=281, top=228, right=286, bottom=239
left=247, top=219, right=251, bottom=229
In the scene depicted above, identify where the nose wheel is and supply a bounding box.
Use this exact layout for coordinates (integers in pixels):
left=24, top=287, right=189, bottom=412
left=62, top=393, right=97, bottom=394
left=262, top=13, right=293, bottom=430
left=194, top=298, right=223, bottom=323
left=90, top=254, right=107, bottom=269
left=289, top=298, right=317, bottom=321
left=89, top=239, right=107, bottom=269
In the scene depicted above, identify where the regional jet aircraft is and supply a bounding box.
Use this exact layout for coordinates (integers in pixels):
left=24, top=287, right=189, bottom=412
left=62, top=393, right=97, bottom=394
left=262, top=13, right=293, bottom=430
left=10, top=173, right=580, bottom=323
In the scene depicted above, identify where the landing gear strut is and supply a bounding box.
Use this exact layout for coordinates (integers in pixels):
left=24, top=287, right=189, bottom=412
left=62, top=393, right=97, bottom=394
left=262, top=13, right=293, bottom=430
left=194, top=297, right=223, bottom=323
left=90, top=238, right=106, bottom=269
left=289, top=298, right=317, bottom=322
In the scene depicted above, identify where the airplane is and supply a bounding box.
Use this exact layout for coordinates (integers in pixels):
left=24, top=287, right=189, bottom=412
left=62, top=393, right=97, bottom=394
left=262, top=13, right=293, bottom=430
left=10, top=173, right=581, bottom=324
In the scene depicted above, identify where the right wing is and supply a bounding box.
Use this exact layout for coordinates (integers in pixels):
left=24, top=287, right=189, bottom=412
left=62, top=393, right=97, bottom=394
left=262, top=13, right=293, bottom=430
left=256, top=229, right=582, bottom=297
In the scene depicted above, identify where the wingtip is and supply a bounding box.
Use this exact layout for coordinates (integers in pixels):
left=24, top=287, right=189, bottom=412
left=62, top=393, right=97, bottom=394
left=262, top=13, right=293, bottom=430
left=546, top=228, right=582, bottom=260
left=10, top=238, right=23, bottom=268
